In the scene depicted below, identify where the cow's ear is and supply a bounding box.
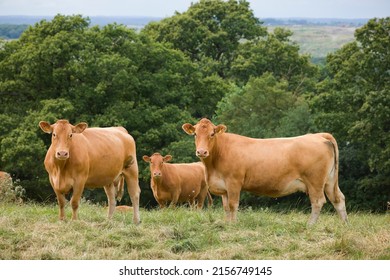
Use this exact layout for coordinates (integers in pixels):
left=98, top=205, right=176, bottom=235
left=39, top=121, right=52, bottom=134
left=163, top=155, right=172, bottom=162
left=215, top=124, right=227, bottom=134
left=182, top=123, right=195, bottom=135
left=73, top=122, right=88, bottom=133
left=142, top=155, right=151, bottom=162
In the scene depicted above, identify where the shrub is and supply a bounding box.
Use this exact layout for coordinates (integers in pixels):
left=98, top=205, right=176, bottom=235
left=0, top=175, right=26, bottom=203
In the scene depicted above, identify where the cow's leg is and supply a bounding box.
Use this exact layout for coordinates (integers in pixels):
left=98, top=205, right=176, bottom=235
left=307, top=186, right=327, bottom=226
left=227, top=190, right=240, bottom=222
left=55, top=191, right=66, bottom=221
left=169, top=191, right=180, bottom=208
left=195, top=186, right=207, bottom=209
left=104, top=183, right=116, bottom=219
left=124, top=165, right=141, bottom=224
left=158, top=199, right=166, bottom=208
left=51, top=176, right=66, bottom=220
left=325, top=183, right=348, bottom=223
left=221, top=193, right=229, bottom=220
left=70, top=184, right=85, bottom=220
left=188, top=197, right=196, bottom=210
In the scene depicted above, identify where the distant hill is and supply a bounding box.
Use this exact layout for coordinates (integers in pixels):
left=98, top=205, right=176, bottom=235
left=0, top=15, right=163, bottom=39
left=1, top=16, right=362, bottom=61
left=262, top=17, right=368, bottom=27
left=0, top=15, right=369, bottom=27
left=0, top=15, right=162, bottom=28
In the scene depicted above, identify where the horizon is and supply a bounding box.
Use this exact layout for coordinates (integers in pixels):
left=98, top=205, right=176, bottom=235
left=0, top=15, right=374, bottom=19
left=0, top=15, right=371, bottom=27
left=0, top=0, right=389, bottom=19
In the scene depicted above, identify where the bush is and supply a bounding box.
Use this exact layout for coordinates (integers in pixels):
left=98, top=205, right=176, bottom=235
left=0, top=175, right=26, bottom=203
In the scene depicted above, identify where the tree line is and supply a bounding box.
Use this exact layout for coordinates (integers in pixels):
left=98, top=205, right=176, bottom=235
left=0, top=0, right=388, bottom=211
left=0, top=24, right=29, bottom=39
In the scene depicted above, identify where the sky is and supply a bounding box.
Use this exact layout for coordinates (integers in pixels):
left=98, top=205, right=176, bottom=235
left=0, top=0, right=389, bottom=19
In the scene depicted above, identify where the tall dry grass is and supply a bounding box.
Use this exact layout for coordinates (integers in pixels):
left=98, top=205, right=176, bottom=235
left=0, top=202, right=389, bottom=260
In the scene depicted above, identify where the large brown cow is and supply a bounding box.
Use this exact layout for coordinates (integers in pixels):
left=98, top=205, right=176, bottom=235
left=39, top=120, right=141, bottom=224
left=182, top=118, right=348, bottom=225
left=142, top=153, right=212, bottom=209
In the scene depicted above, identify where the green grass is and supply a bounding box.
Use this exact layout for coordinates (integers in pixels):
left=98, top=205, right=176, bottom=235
left=0, top=202, right=388, bottom=260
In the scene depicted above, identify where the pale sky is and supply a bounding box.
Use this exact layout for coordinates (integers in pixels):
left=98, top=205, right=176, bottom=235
left=0, top=0, right=388, bottom=19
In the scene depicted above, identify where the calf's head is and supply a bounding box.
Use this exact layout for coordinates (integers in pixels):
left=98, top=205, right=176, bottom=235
left=39, top=120, right=87, bottom=160
left=143, top=153, right=172, bottom=178
left=182, top=118, right=226, bottom=159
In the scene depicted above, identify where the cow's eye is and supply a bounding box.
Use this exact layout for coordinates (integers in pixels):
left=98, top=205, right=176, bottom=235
left=69, top=133, right=73, bottom=138
left=210, top=132, right=215, bottom=137
left=52, top=133, right=56, bottom=138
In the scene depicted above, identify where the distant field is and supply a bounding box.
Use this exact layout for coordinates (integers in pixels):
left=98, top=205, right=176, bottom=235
left=1, top=16, right=358, bottom=60
left=0, top=202, right=388, bottom=260
left=268, top=25, right=357, bottom=59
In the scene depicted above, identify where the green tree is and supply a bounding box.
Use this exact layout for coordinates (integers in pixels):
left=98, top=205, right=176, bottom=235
left=142, top=0, right=266, bottom=78
left=215, top=72, right=313, bottom=138
left=0, top=15, right=90, bottom=115
left=230, top=27, right=318, bottom=93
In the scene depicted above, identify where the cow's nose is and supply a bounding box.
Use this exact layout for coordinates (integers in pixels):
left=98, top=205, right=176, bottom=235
left=56, top=151, right=69, bottom=159
left=196, top=149, right=209, bottom=158
left=153, top=171, right=162, bottom=177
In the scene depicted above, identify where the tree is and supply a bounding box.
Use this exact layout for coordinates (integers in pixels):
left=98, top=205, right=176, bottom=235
left=215, top=72, right=313, bottom=138
left=142, top=0, right=266, bottom=78
left=230, top=27, right=318, bottom=93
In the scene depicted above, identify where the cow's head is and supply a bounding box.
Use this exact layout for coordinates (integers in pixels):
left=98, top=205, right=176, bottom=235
left=143, top=153, right=172, bottom=178
left=39, top=120, right=88, bottom=160
left=182, top=118, right=226, bottom=159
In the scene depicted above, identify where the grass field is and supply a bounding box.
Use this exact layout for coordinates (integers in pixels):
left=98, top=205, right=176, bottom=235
left=0, top=202, right=388, bottom=260
left=268, top=25, right=357, bottom=59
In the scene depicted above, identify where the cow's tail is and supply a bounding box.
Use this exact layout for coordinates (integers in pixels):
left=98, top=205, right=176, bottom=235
left=320, top=133, right=341, bottom=202
left=207, top=191, right=213, bottom=207
left=115, top=175, right=125, bottom=202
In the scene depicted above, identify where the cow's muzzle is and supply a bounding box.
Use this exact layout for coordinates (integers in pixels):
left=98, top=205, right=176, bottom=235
left=56, top=150, right=69, bottom=160
left=196, top=149, right=209, bottom=158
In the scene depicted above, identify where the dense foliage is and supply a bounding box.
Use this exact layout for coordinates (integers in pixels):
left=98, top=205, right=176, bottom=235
left=0, top=1, right=388, bottom=211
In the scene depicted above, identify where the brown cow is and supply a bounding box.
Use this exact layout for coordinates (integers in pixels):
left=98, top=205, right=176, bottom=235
left=182, top=118, right=348, bottom=225
left=142, top=153, right=212, bottom=209
left=39, top=120, right=141, bottom=224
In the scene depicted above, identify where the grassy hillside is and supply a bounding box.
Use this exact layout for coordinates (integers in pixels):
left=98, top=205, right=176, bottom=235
left=0, top=202, right=388, bottom=260
left=269, top=25, right=356, bottom=60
